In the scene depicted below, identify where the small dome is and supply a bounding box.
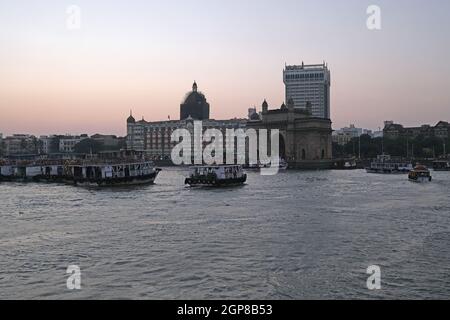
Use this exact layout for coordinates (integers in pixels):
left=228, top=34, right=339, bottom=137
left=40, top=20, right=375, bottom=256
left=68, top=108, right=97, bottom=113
left=280, top=102, right=287, bottom=110
left=262, top=100, right=268, bottom=108
left=127, top=111, right=135, bottom=123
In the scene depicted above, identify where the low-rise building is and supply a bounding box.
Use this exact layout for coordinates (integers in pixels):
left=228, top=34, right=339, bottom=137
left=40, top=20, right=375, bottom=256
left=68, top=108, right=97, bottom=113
left=39, top=135, right=57, bottom=154
left=3, top=134, right=39, bottom=156
left=59, top=135, right=88, bottom=153
left=332, top=124, right=373, bottom=145
left=384, top=121, right=450, bottom=140
left=91, top=134, right=123, bottom=150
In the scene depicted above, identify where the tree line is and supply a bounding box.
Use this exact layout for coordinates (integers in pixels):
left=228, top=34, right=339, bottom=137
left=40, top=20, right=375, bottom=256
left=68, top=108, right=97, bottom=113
left=333, top=134, right=450, bottom=159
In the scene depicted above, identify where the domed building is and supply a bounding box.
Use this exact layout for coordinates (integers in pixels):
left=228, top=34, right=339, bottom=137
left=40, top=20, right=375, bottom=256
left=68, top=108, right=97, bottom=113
left=127, top=110, right=135, bottom=124
left=180, top=82, right=210, bottom=120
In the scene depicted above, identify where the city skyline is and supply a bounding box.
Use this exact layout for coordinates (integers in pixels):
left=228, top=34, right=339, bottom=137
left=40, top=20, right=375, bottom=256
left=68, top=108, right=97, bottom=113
left=1, top=0, right=450, bottom=136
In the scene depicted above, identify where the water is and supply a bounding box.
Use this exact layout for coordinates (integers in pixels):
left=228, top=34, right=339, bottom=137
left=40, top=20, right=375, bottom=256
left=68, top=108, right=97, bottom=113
left=1, top=168, right=450, bottom=299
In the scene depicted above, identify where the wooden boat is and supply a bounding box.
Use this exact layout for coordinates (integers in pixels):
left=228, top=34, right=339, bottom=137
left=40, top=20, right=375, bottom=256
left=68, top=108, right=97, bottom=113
left=408, top=165, right=432, bottom=183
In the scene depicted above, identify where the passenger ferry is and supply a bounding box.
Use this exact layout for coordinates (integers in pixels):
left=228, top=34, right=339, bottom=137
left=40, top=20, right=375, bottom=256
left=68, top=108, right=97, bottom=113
left=365, top=154, right=413, bottom=174
left=432, top=160, right=450, bottom=171
left=185, top=165, right=247, bottom=187
left=0, top=159, right=161, bottom=186
left=408, top=165, right=432, bottom=183
left=0, top=160, right=66, bottom=182
left=69, top=160, right=161, bottom=187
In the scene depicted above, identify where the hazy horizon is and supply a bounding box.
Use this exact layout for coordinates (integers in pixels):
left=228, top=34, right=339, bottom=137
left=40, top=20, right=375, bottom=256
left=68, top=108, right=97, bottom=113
left=1, top=0, right=450, bottom=136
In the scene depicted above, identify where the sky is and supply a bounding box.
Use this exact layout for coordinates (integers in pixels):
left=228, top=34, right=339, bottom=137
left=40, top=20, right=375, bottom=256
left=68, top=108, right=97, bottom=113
left=1, top=0, right=450, bottom=136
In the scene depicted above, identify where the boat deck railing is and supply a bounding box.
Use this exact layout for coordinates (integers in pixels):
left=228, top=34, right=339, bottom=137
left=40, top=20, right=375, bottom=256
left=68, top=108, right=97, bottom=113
left=0, top=158, right=155, bottom=167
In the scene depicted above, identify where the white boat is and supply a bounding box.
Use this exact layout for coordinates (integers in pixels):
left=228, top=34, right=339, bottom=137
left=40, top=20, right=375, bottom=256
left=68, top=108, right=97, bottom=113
left=258, top=158, right=288, bottom=170
left=185, top=165, right=247, bottom=187
left=366, top=154, right=413, bottom=174
left=408, top=165, right=432, bottom=183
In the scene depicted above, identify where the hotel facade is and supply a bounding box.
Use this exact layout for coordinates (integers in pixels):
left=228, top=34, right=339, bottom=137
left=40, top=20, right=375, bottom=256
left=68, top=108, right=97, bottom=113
left=126, top=83, right=247, bottom=159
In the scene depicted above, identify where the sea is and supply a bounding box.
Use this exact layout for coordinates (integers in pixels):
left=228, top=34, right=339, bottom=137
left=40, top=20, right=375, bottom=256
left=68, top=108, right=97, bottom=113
left=1, top=168, right=449, bottom=299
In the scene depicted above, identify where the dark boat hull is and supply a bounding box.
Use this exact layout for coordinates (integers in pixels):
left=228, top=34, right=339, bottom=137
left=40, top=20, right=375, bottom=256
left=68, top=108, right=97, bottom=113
left=73, top=171, right=160, bottom=187
left=185, top=175, right=247, bottom=187
left=365, top=168, right=409, bottom=174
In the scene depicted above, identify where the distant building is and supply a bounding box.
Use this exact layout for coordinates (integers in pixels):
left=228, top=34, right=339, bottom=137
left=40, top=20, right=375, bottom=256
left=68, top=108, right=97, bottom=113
left=0, top=133, right=3, bottom=157
left=180, top=82, right=210, bottom=120
left=384, top=121, right=450, bottom=140
left=332, top=124, right=373, bottom=145
left=283, top=62, right=331, bottom=119
left=91, top=134, right=123, bottom=150
left=247, top=107, right=260, bottom=121
left=39, top=135, right=57, bottom=154
left=3, top=134, right=38, bottom=156
left=59, top=135, right=88, bottom=153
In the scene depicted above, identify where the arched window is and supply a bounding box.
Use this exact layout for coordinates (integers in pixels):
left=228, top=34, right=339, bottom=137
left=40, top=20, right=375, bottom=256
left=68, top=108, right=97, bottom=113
left=301, top=149, right=306, bottom=160
left=321, top=149, right=325, bottom=159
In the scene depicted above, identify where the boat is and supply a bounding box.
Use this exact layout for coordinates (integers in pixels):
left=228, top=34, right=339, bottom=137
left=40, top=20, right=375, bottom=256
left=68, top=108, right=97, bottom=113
left=365, top=154, right=413, bottom=174
left=432, top=160, right=450, bottom=171
left=69, top=161, right=161, bottom=187
left=0, top=159, right=161, bottom=186
left=332, top=159, right=358, bottom=170
left=408, top=165, right=432, bottom=183
left=185, top=165, right=247, bottom=187
left=258, top=158, right=288, bottom=170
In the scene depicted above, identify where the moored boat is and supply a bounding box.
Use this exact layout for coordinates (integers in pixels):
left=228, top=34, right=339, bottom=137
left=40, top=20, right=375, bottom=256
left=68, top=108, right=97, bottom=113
left=257, top=158, right=288, bottom=170
left=432, top=160, right=450, bottom=171
left=366, top=154, right=413, bottom=174
left=185, top=165, right=247, bottom=187
left=0, top=159, right=161, bottom=186
left=408, top=165, right=432, bottom=183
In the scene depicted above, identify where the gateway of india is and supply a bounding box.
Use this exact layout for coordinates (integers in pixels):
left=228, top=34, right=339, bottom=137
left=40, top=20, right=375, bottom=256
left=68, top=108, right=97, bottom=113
left=126, top=78, right=332, bottom=169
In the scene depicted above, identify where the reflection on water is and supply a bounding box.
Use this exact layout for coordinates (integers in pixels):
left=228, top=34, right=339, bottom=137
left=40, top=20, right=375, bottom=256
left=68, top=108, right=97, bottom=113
left=1, top=168, right=450, bottom=299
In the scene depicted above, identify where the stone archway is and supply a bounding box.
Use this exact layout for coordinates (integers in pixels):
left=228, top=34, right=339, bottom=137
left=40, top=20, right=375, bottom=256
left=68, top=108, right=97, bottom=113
left=279, top=133, right=286, bottom=160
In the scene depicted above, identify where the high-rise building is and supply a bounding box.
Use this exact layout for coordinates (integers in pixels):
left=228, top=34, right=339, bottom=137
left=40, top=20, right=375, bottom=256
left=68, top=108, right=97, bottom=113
left=283, top=62, right=331, bottom=119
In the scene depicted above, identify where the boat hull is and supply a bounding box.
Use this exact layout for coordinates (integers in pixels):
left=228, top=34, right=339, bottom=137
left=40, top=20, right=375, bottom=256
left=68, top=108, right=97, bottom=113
left=409, top=176, right=432, bottom=183
left=185, top=175, right=247, bottom=187
left=73, top=171, right=160, bottom=187
left=366, top=168, right=409, bottom=174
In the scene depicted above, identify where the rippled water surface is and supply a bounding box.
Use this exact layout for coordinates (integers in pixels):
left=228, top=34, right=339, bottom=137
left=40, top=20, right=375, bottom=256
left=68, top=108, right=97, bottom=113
left=1, top=168, right=450, bottom=299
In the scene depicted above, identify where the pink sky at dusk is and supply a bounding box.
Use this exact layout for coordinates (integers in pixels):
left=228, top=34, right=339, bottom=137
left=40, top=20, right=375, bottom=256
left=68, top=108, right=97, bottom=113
left=1, top=0, right=450, bottom=137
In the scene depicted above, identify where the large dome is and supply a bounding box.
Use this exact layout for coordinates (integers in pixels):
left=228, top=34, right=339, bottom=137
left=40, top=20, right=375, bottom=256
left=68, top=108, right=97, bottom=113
left=183, top=90, right=207, bottom=105
left=180, top=82, right=210, bottom=120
